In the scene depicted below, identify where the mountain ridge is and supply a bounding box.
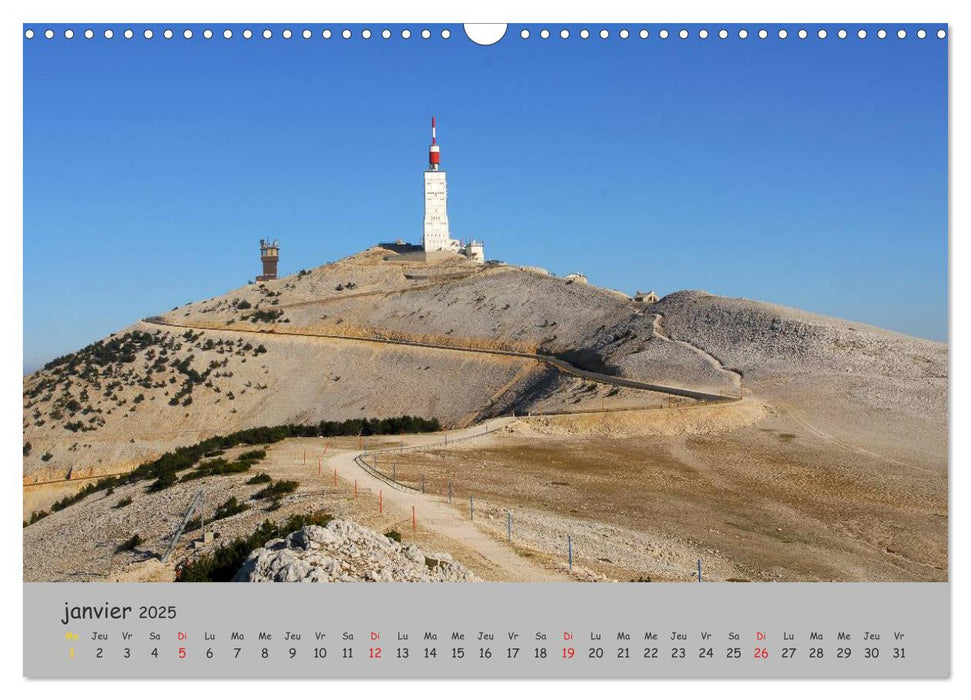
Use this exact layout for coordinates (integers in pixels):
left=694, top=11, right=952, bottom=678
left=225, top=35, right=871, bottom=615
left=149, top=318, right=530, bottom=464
left=23, top=246, right=945, bottom=492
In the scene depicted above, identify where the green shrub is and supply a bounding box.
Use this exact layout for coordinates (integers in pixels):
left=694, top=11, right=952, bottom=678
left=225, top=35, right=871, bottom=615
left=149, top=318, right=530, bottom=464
left=384, top=530, right=402, bottom=543
left=184, top=497, right=249, bottom=532
left=114, top=496, right=132, bottom=509
left=43, top=330, right=160, bottom=372
left=180, top=449, right=266, bottom=483
left=213, top=496, right=248, bottom=520
left=23, top=510, right=49, bottom=527
left=246, top=472, right=272, bottom=485
left=247, top=309, right=283, bottom=323
left=148, top=471, right=178, bottom=492
left=50, top=473, right=126, bottom=512
left=39, top=416, right=440, bottom=510
left=251, top=480, right=298, bottom=501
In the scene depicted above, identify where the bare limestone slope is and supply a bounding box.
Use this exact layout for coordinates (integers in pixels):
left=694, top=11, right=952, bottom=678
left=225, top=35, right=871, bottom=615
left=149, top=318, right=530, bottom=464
left=650, top=291, right=948, bottom=472
left=23, top=248, right=948, bottom=583
left=23, top=323, right=548, bottom=483
left=24, top=247, right=946, bottom=515
left=21, top=248, right=701, bottom=488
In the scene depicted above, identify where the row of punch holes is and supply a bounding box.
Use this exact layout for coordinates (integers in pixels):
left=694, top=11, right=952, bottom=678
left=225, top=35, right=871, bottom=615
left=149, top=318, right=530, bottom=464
left=24, top=26, right=947, bottom=42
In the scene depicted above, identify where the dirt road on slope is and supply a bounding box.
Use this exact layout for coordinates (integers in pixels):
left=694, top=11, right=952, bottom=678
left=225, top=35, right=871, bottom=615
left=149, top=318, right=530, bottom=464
left=323, top=419, right=571, bottom=582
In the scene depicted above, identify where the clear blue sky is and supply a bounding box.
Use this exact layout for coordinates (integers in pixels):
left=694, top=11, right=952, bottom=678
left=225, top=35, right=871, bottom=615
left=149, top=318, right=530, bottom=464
left=23, top=24, right=948, bottom=372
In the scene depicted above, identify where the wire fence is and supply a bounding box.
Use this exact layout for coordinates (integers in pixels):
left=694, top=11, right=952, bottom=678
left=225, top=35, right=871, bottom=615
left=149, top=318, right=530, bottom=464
left=354, top=454, right=421, bottom=494
left=350, top=427, right=707, bottom=581
left=360, top=422, right=504, bottom=459
left=354, top=419, right=506, bottom=493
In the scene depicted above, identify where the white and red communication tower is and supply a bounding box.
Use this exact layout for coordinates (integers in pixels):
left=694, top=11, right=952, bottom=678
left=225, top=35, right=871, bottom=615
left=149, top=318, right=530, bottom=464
left=422, top=116, right=454, bottom=252
left=420, top=117, right=485, bottom=262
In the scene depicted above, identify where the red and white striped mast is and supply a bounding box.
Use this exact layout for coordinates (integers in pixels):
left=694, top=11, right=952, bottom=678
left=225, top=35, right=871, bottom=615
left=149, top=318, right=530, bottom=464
left=428, top=116, right=441, bottom=171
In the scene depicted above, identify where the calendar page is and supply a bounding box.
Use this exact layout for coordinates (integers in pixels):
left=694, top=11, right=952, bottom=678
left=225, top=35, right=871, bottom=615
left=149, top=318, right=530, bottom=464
left=21, top=20, right=949, bottom=680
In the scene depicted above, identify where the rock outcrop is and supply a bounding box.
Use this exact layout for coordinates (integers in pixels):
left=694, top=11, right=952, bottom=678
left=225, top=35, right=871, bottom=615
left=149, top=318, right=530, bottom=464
left=233, top=519, right=478, bottom=583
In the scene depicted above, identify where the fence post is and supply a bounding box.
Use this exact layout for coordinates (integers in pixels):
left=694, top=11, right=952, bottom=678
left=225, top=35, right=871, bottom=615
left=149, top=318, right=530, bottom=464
left=448, top=481, right=453, bottom=503
left=379, top=490, right=383, bottom=514
left=568, top=536, right=573, bottom=572
left=354, top=479, right=358, bottom=499
left=507, top=511, right=512, bottom=541
left=470, top=495, right=474, bottom=520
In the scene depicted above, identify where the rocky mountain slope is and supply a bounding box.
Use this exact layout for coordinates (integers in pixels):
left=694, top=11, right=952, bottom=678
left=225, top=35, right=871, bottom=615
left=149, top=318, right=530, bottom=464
left=23, top=246, right=946, bottom=490
left=234, top=520, right=477, bottom=583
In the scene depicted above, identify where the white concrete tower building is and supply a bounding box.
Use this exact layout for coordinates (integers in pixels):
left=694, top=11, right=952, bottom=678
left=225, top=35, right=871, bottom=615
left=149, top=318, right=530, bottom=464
left=423, top=116, right=458, bottom=252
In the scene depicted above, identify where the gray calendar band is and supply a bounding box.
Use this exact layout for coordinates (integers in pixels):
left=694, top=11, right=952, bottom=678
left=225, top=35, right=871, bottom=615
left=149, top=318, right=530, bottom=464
left=24, top=582, right=949, bottom=679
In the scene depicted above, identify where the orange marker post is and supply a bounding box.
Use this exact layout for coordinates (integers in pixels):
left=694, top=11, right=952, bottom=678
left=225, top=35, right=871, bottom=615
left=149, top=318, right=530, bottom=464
left=379, top=490, right=383, bottom=514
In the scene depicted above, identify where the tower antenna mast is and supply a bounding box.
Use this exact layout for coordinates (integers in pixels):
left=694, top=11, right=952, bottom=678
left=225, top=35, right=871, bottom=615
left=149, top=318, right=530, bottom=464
left=428, top=116, right=440, bottom=171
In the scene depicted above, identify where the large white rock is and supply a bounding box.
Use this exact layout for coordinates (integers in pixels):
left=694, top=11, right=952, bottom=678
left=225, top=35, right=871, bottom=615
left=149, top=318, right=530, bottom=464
left=233, top=518, right=478, bottom=583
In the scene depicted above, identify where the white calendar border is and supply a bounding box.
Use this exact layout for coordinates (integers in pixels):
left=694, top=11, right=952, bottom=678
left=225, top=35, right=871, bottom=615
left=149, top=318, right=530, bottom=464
left=2, top=0, right=966, bottom=697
